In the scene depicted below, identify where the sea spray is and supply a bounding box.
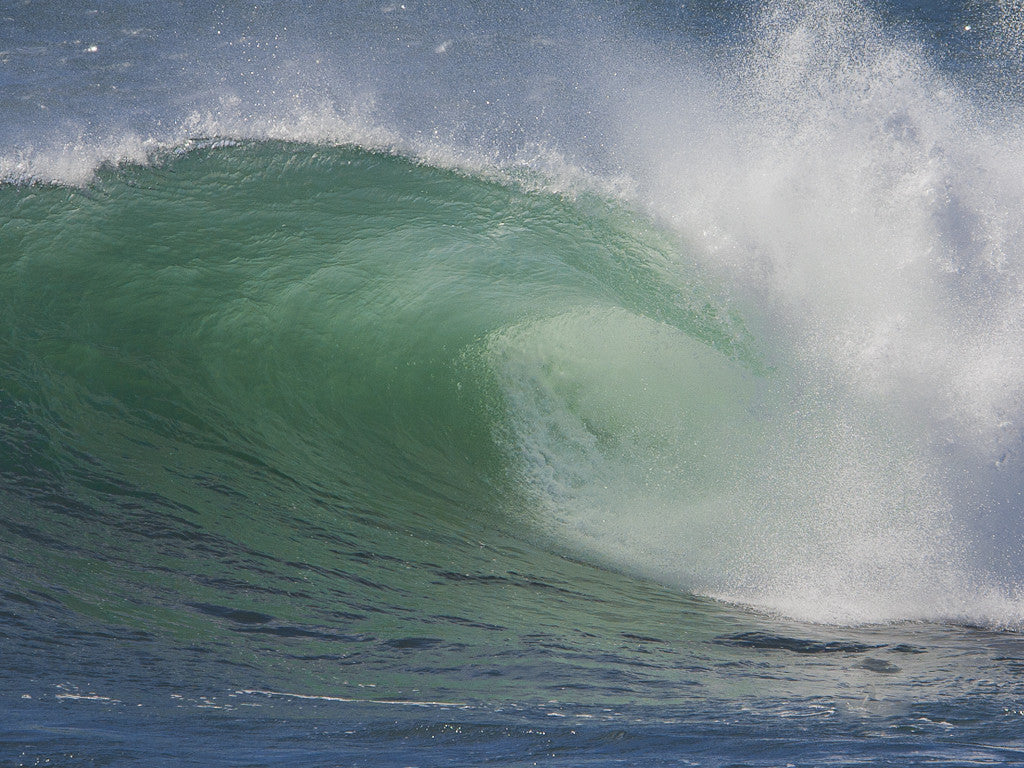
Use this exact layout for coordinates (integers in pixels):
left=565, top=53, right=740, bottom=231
left=3, top=0, right=1024, bottom=630
left=483, top=0, right=1024, bottom=624
left=10, top=2, right=1024, bottom=764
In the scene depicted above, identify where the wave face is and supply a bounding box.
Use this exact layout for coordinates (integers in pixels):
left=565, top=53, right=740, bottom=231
left=5, top=133, right=1018, bottom=636
left=3, top=0, right=1024, bottom=630
left=0, top=140, right=750, bottom=609
left=6, top=0, right=1024, bottom=764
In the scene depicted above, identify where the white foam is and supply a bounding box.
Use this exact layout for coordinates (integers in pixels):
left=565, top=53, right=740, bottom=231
left=6, top=0, right=1024, bottom=627
left=488, top=0, right=1024, bottom=626
left=237, top=689, right=469, bottom=708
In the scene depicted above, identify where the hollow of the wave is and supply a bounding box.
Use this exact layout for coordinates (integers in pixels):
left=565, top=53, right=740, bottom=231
left=2, top=135, right=1022, bottom=629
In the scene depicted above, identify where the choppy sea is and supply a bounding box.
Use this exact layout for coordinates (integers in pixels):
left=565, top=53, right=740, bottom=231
left=5, top=0, right=1024, bottom=765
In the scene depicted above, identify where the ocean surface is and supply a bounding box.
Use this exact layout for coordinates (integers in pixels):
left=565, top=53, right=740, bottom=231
left=4, top=0, right=1024, bottom=765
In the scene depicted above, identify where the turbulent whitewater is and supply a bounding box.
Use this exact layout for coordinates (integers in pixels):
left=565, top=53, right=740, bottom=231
left=5, top=0, right=1024, bottom=765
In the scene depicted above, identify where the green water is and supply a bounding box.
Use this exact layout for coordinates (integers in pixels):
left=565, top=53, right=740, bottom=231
left=0, top=141, right=768, bottom=705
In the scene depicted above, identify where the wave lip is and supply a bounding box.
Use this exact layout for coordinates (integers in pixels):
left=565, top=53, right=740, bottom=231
left=4, top=0, right=1024, bottom=633
left=5, top=135, right=1024, bottom=631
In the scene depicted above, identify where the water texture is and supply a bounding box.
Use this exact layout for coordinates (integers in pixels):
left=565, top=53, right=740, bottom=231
left=3, top=0, right=1024, bottom=765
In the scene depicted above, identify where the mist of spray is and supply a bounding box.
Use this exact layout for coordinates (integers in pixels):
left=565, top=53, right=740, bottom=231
left=4, top=0, right=1024, bottom=625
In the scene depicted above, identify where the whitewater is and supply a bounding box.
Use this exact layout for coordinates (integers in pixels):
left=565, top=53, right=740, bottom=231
left=4, top=0, right=1024, bottom=765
